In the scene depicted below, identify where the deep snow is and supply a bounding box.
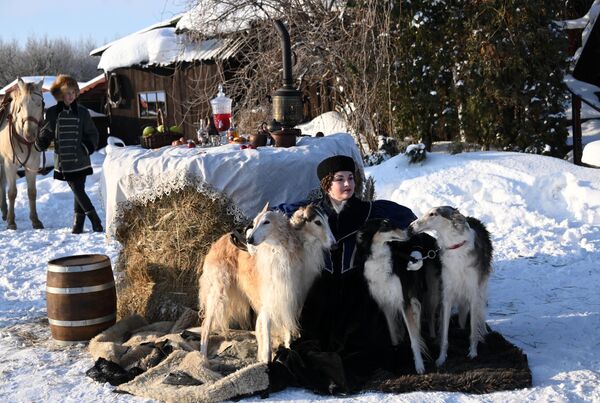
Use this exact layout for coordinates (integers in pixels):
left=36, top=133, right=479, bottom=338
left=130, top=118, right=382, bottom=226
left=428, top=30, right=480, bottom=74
left=1, top=135, right=599, bottom=401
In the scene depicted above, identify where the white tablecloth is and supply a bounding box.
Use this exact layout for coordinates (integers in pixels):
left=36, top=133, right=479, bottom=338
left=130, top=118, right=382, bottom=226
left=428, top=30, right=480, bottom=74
left=101, top=133, right=363, bottom=234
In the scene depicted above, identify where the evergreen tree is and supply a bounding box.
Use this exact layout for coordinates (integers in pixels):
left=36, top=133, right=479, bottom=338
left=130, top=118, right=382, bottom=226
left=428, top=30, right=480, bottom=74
left=391, top=0, right=569, bottom=155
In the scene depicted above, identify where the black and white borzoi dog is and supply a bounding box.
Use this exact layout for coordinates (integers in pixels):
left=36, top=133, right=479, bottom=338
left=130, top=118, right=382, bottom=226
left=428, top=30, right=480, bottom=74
left=355, top=218, right=441, bottom=374
left=409, top=206, right=493, bottom=367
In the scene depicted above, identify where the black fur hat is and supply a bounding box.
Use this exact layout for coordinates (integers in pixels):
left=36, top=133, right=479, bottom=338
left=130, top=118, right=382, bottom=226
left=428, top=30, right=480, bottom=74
left=317, top=155, right=356, bottom=181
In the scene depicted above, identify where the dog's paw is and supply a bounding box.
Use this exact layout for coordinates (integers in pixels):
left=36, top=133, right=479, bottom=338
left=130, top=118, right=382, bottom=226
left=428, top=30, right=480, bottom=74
left=468, top=349, right=478, bottom=359
left=415, top=362, right=425, bottom=374
left=435, top=354, right=447, bottom=367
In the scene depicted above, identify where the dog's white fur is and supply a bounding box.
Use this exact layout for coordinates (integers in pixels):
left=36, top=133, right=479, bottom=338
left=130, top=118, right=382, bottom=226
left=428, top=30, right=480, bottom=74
left=362, top=227, right=428, bottom=374
left=409, top=206, right=492, bottom=367
left=198, top=203, right=334, bottom=363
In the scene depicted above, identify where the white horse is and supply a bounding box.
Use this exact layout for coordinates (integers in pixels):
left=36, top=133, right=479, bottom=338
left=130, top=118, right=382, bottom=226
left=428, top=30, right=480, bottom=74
left=0, top=78, right=45, bottom=230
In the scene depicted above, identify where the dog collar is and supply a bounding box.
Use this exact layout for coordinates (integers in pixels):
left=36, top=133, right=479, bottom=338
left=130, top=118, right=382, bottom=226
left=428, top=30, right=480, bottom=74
left=447, top=240, right=466, bottom=250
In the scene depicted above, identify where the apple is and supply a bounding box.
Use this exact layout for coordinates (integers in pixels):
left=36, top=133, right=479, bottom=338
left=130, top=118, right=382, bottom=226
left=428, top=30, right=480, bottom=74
left=170, top=125, right=183, bottom=134
left=187, top=140, right=196, bottom=148
left=142, top=126, right=155, bottom=137
left=157, top=124, right=166, bottom=133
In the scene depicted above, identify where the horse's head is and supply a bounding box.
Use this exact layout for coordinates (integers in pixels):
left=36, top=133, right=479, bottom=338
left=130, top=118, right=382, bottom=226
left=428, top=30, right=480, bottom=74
left=12, top=78, right=44, bottom=143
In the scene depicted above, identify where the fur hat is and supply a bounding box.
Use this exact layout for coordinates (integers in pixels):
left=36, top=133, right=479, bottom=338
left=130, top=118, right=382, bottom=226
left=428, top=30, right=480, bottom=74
left=50, top=74, right=80, bottom=101
left=317, top=155, right=356, bottom=181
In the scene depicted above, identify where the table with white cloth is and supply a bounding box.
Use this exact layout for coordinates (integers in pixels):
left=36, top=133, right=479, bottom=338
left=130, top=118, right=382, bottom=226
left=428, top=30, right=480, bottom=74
left=101, top=133, right=363, bottom=235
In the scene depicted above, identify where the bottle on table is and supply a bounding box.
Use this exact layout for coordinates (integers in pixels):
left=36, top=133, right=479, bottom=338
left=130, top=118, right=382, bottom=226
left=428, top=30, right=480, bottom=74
left=227, top=119, right=239, bottom=143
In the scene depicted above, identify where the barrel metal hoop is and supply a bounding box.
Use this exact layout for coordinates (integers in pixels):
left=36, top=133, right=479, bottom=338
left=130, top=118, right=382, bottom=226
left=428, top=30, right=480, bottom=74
left=48, top=313, right=116, bottom=327
left=48, top=261, right=110, bottom=273
left=46, top=281, right=115, bottom=295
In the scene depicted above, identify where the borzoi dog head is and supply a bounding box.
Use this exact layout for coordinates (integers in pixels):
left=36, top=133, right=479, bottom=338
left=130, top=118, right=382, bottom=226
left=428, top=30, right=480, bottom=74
left=358, top=218, right=409, bottom=248
left=246, top=202, right=291, bottom=246
left=355, top=219, right=409, bottom=265
left=290, top=204, right=335, bottom=249
left=409, top=206, right=468, bottom=236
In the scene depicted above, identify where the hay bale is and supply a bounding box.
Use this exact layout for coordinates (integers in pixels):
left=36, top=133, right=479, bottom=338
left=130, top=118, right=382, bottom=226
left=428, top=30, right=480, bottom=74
left=114, top=186, right=248, bottom=322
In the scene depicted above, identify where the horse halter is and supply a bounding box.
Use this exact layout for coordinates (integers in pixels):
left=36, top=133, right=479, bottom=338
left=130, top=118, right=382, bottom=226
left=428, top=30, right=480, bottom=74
left=9, top=92, right=44, bottom=143
left=7, top=91, right=45, bottom=167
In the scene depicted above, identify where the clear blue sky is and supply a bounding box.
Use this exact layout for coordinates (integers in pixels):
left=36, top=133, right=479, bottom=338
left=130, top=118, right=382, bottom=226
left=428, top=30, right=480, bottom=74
left=0, top=0, right=187, bottom=47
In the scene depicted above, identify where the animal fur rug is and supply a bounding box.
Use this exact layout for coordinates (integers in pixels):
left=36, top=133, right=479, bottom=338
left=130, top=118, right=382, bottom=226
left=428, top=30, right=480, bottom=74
left=86, top=309, right=269, bottom=403
left=87, top=311, right=530, bottom=402
left=364, top=322, right=532, bottom=394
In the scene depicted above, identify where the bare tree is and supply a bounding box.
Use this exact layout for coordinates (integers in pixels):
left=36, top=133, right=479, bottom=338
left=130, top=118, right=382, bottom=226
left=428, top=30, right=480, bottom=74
left=0, top=39, right=23, bottom=86
left=182, top=0, right=397, bottom=154
left=0, top=36, right=100, bottom=87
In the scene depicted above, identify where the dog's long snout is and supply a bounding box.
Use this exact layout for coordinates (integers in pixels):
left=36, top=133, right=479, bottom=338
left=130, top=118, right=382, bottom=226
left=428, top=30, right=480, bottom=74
left=390, top=228, right=409, bottom=242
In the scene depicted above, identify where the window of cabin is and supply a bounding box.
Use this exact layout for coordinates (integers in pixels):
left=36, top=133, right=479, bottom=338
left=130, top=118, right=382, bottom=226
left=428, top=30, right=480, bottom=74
left=138, top=91, right=167, bottom=118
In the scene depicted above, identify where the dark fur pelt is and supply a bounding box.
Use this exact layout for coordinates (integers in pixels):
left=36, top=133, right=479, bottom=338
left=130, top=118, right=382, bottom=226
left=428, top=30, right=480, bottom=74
left=466, top=216, right=493, bottom=273
left=86, top=358, right=144, bottom=386
left=363, top=319, right=532, bottom=394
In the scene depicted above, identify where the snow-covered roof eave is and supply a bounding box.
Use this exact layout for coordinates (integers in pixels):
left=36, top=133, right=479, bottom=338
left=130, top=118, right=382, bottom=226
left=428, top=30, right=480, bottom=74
left=555, top=0, right=600, bottom=65
left=90, top=14, right=184, bottom=56
left=96, top=28, right=245, bottom=72
left=1, top=75, right=105, bottom=96
left=79, top=74, right=106, bottom=95
left=0, top=76, right=56, bottom=95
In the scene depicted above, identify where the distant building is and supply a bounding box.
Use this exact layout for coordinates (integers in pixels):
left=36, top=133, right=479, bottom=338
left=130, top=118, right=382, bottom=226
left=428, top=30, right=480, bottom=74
left=90, top=15, right=244, bottom=144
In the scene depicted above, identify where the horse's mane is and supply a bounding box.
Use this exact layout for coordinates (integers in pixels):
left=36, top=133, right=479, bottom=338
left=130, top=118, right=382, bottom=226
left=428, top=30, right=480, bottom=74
left=14, top=82, right=42, bottom=99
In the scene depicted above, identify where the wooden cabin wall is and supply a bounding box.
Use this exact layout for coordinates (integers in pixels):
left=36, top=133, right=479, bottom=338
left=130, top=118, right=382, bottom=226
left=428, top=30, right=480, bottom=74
left=302, top=79, right=337, bottom=121
left=107, top=62, right=338, bottom=144
left=79, top=84, right=109, bottom=148
left=107, top=63, right=220, bottom=144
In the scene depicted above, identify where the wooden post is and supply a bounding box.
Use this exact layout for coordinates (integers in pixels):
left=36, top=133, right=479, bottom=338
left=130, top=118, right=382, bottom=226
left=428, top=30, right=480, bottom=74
left=572, top=94, right=583, bottom=166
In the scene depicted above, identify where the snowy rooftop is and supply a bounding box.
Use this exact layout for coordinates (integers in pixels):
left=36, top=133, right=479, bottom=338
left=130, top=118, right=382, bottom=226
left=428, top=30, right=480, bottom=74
left=175, top=3, right=267, bottom=36
left=95, top=27, right=244, bottom=71
left=0, top=74, right=105, bottom=96
left=556, top=0, right=600, bottom=63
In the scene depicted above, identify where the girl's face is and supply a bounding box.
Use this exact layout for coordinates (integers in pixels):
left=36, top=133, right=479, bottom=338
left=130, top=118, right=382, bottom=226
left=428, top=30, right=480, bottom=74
left=63, top=89, right=77, bottom=106
left=328, top=171, right=355, bottom=203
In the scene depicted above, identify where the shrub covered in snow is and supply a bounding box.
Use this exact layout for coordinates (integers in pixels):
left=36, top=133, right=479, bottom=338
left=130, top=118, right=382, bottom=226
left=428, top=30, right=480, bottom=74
left=405, top=143, right=427, bottom=164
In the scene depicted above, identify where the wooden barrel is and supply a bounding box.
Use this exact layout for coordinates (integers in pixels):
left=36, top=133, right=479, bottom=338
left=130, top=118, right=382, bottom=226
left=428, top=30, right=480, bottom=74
left=46, top=254, right=117, bottom=344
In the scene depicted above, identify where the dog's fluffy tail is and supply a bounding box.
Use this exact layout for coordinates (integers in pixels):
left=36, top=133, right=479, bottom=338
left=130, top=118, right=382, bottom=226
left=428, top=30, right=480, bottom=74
left=198, top=236, right=253, bottom=333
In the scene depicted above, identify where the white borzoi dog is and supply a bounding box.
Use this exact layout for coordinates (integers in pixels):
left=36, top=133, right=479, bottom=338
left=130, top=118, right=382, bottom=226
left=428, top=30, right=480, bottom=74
left=409, top=206, right=493, bottom=367
left=355, top=218, right=441, bottom=374
left=198, top=203, right=335, bottom=363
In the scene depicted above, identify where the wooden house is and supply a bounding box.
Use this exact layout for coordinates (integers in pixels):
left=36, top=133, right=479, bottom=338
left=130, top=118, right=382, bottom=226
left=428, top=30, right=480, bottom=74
left=91, top=14, right=337, bottom=145
left=90, top=16, right=245, bottom=144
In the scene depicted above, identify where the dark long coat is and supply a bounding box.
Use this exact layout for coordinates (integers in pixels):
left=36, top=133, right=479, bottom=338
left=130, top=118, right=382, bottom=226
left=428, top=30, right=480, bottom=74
left=273, top=195, right=417, bottom=394
left=38, top=100, right=98, bottom=181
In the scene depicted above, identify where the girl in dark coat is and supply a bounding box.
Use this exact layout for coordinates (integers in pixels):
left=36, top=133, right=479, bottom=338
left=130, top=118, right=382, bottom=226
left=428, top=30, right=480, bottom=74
left=271, top=155, right=416, bottom=395
left=37, top=75, right=103, bottom=234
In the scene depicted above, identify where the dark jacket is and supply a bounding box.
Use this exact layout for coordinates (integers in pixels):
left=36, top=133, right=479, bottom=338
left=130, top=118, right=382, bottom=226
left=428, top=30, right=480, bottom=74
left=38, top=101, right=98, bottom=181
left=273, top=195, right=417, bottom=394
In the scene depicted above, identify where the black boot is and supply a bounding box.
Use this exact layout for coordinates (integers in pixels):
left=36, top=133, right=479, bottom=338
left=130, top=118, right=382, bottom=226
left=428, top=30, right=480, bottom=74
left=72, top=213, right=85, bottom=234
left=86, top=210, right=104, bottom=233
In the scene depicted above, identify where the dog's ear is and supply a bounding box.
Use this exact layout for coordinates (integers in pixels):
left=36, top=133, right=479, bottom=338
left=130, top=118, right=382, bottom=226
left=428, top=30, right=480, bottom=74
left=290, top=207, right=306, bottom=228
left=261, top=202, right=270, bottom=213
left=451, top=208, right=467, bottom=229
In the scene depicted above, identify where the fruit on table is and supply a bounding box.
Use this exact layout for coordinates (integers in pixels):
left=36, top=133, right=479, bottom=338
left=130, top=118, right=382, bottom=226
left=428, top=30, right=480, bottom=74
left=142, top=126, right=156, bottom=137
left=157, top=124, right=166, bottom=133
left=170, top=125, right=183, bottom=134
left=187, top=140, right=196, bottom=148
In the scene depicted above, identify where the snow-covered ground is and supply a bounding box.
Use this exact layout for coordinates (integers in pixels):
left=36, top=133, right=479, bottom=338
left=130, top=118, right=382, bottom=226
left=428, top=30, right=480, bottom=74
left=1, top=132, right=599, bottom=401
